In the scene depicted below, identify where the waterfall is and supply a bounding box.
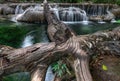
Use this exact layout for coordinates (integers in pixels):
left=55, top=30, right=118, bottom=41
left=98, top=6, right=103, bottom=16
left=68, top=7, right=74, bottom=21
left=51, top=5, right=60, bottom=20
left=14, top=3, right=115, bottom=23
left=59, top=7, right=88, bottom=22
left=88, top=5, right=106, bottom=16
left=15, top=5, right=24, bottom=15
left=21, top=35, right=33, bottom=48
left=111, top=19, right=116, bottom=23
left=80, top=10, right=88, bottom=21
left=15, top=5, right=19, bottom=14
left=93, top=5, right=97, bottom=16
left=34, top=4, right=43, bottom=11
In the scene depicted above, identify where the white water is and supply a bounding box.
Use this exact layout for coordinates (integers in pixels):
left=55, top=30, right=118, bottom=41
left=51, top=5, right=60, bottom=20
left=98, top=20, right=106, bottom=24
left=13, top=4, right=115, bottom=24
left=34, top=4, right=43, bottom=11
left=111, top=19, right=117, bottom=23
left=45, top=66, right=54, bottom=81
left=15, top=5, right=24, bottom=15
left=21, top=35, right=33, bottom=48
left=60, top=7, right=88, bottom=22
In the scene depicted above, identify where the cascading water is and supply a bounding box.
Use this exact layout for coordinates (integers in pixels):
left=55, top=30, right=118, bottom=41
left=80, top=10, right=88, bottom=21
left=50, top=5, right=60, bottom=20
left=34, top=4, right=43, bottom=11
left=11, top=5, right=24, bottom=22
left=59, top=7, right=88, bottom=22
left=111, top=19, right=116, bottom=23
left=68, top=7, right=74, bottom=21
left=15, top=5, right=24, bottom=15
left=88, top=5, right=106, bottom=16
left=98, top=6, right=103, bottom=16
left=13, top=3, right=116, bottom=23
left=21, top=35, right=33, bottom=48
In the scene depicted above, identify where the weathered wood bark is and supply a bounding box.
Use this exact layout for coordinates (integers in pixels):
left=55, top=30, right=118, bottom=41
left=52, top=74, right=61, bottom=81
left=44, top=1, right=75, bottom=44
left=0, top=1, right=120, bottom=81
left=31, top=64, right=48, bottom=81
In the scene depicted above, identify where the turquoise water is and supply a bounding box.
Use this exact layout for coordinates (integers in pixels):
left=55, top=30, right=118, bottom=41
left=0, top=20, right=119, bottom=48
left=0, top=20, right=49, bottom=48
left=0, top=19, right=119, bottom=81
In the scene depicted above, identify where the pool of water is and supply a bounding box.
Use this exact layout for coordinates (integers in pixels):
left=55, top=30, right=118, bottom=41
left=0, top=19, right=119, bottom=48
left=0, top=20, right=49, bottom=48
left=0, top=18, right=119, bottom=81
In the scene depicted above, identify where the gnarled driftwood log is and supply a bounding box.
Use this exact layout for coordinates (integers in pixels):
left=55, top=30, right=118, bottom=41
left=0, top=1, right=120, bottom=81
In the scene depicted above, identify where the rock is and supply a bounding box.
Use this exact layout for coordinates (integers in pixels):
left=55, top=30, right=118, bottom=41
left=111, top=8, right=120, bottom=18
left=0, top=7, right=3, bottom=14
left=0, top=5, right=15, bottom=15
left=16, top=6, right=45, bottom=23
left=89, top=11, right=115, bottom=21
left=104, top=11, right=115, bottom=20
left=91, top=55, right=120, bottom=81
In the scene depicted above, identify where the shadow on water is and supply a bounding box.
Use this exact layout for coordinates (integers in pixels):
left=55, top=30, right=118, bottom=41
left=0, top=19, right=119, bottom=81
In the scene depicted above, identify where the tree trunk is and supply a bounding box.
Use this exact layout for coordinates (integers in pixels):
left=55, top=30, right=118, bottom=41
left=0, top=1, right=120, bottom=81
left=31, top=64, right=48, bottom=81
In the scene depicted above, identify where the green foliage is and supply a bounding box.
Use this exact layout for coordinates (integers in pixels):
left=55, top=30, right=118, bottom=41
left=91, top=0, right=116, bottom=4
left=52, top=61, right=71, bottom=77
left=116, top=0, right=120, bottom=5
left=116, top=20, right=120, bottom=23
left=0, top=0, right=120, bottom=5
left=0, top=24, right=28, bottom=48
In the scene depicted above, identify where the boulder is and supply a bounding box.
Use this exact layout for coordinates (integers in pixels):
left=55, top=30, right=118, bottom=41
left=0, top=7, right=2, bottom=14
left=16, top=6, right=45, bottom=23
left=2, top=5, right=14, bottom=15
left=111, top=8, right=120, bottom=18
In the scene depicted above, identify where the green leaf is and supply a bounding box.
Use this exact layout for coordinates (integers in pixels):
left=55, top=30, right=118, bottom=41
left=116, top=20, right=120, bottom=23
left=58, top=70, right=63, bottom=77
left=102, top=64, right=108, bottom=71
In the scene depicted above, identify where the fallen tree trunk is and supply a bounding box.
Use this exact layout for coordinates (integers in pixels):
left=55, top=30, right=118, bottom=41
left=0, top=1, right=120, bottom=81
left=0, top=27, right=120, bottom=80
